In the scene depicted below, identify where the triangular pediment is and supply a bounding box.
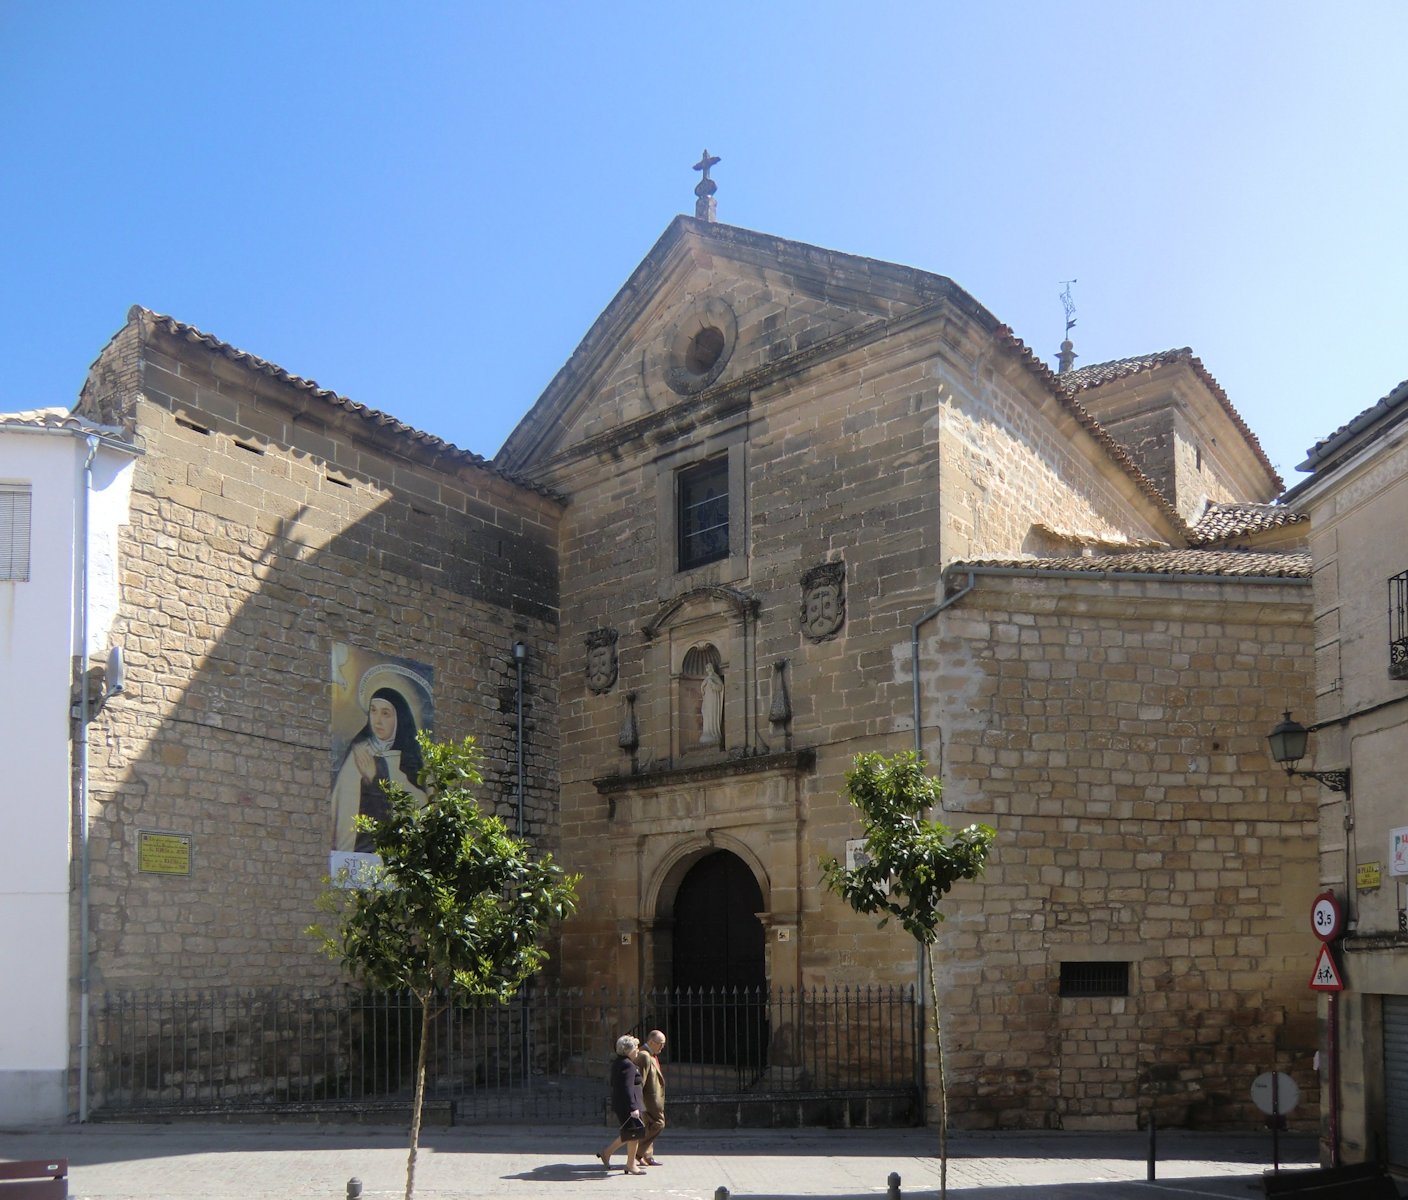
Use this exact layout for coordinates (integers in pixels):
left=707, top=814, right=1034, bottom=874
left=496, top=217, right=967, bottom=474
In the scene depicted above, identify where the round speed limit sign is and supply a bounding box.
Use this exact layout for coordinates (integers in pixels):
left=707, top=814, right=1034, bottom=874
left=1310, top=892, right=1342, bottom=942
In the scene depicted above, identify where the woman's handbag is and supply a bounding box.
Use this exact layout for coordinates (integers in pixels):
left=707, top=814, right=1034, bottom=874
left=619, top=1114, right=647, bottom=1140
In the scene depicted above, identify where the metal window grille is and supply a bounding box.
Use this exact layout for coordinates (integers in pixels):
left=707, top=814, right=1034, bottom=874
left=0, top=484, right=32, bottom=581
left=1059, top=961, right=1129, bottom=998
left=677, top=458, right=729, bottom=570
left=1390, top=570, right=1408, bottom=679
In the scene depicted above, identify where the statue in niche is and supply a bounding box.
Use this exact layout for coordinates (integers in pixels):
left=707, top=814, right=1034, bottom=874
left=800, top=561, right=846, bottom=642
left=680, top=643, right=724, bottom=753
left=585, top=628, right=619, bottom=694
left=700, top=661, right=724, bottom=747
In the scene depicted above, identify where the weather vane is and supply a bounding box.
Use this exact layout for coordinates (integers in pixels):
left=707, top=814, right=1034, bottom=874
left=693, top=149, right=720, bottom=221
left=1060, top=279, right=1077, bottom=336
left=1057, top=280, right=1078, bottom=375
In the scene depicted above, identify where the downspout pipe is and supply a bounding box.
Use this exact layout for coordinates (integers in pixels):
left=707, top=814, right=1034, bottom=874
left=512, top=641, right=527, bottom=838
left=77, top=434, right=99, bottom=1123
left=907, top=569, right=974, bottom=1126
left=911, top=571, right=976, bottom=760
left=510, top=640, right=528, bottom=1084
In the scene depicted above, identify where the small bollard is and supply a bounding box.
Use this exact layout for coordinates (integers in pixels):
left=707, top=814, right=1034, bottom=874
left=887, top=1169, right=902, bottom=1199
left=347, top=1178, right=363, bottom=1200
left=715, top=1188, right=730, bottom=1200
left=1147, top=1115, right=1157, bottom=1182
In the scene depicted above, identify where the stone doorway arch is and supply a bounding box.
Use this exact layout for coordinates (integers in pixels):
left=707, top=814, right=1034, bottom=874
left=661, top=848, right=768, bottom=1067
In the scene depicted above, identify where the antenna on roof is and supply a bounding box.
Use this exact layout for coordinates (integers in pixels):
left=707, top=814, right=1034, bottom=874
left=1057, top=280, right=1078, bottom=375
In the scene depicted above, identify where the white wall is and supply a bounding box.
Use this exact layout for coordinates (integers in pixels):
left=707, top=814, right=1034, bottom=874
left=0, top=427, right=132, bottom=1123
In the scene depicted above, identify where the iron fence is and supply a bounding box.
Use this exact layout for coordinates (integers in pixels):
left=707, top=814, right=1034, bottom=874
left=92, top=984, right=920, bottom=1124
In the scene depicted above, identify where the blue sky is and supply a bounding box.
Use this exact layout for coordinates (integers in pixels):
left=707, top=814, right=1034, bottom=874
left=2, top=3, right=1404, bottom=483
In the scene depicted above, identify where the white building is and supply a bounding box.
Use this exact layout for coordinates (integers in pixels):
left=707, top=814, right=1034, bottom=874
left=0, top=410, right=136, bottom=1122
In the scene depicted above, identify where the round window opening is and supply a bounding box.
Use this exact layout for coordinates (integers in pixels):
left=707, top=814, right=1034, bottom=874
left=686, top=327, right=726, bottom=376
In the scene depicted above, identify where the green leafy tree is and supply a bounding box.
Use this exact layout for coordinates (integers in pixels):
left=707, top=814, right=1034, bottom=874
left=310, top=734, right=579, bottom=1200
left=821, top=751, right=995, bottom=1200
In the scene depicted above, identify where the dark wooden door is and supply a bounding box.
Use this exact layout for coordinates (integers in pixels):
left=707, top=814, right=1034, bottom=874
left=670, top=851, right=767, bottom=1068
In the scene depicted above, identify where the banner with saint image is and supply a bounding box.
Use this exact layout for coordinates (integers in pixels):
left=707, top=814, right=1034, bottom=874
left=329, top=643, right=434, bottom=882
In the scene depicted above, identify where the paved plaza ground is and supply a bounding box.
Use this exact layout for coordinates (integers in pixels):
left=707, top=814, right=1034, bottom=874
left=0, top=1120, right=1342, bottom=1200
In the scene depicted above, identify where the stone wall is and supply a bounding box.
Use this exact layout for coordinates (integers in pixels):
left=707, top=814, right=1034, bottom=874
left=76, top=320, right=562, bottom=991
left=910, top=571, right=1320, bottom=1130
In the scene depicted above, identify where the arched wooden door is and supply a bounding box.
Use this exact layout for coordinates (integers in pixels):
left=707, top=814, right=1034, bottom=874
left=669, top=850, right=767, bottom=1068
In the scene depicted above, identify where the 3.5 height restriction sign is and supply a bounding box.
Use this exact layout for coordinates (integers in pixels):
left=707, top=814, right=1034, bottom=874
left=1309, top=944, right=1344, bottom=992
left=1310, top=892, right=1342, bottom=942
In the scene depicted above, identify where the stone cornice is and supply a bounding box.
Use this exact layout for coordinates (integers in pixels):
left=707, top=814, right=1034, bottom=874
left=593, top=748, right=816, bottom=794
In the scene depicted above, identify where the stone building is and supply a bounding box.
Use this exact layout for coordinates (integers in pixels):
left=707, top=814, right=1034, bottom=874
left=495, top=212, right=1321, bottom=1129
left=5, top=199, right=1327, bottom=1130
left=1280, top=378, right=1408, bottom=1170
left=74, top=307, right=563, bottom=986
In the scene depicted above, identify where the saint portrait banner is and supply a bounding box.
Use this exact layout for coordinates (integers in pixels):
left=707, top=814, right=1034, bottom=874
left=328, top=643, right=434, bottom=884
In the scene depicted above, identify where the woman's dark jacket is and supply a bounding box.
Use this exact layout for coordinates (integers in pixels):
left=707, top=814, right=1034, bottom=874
left=609, top=1052, right=644, bottom=1122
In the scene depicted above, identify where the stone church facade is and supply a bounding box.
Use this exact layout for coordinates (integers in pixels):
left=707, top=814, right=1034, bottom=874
left=41, top=211, right=1322, bottom=1131
left=495, top=216, right=1320, bottom=1130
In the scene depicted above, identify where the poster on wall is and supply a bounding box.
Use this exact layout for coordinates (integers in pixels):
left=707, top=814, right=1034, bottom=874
left=329, top=643, right=434, bottom=884
left=1391, top=826, right=1408, bottom=877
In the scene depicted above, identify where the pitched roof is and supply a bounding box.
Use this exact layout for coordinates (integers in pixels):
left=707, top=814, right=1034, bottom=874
left=496, top=217, right=1195, bottom=542
left=1188, top=502, right=1307, bottom=546
left=130, top=308, right=560, bottom=500
left=954, top=547, right=1310, bottom=580
left=0, top=406, right=127, bottom=437
left=1061, top=347, right=1282, bottom=490
left=1299, top=377, right=1408, bottom=473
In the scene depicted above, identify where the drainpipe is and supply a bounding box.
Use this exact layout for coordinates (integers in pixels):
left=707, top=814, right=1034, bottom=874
left=907, top=569, right=975, bottom=1125
left=512, top=641, right=527, bottom=838
left=911, top=571, right=976, bottom=760
left=77, top=434, right=99, bottom=1122
left=511, top=640, right=529, bottom=1084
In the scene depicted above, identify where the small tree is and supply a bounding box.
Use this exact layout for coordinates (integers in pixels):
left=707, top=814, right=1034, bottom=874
left=820, top=751, right=994, bottom=1200
left=310, top=734, right=579, bottom=1200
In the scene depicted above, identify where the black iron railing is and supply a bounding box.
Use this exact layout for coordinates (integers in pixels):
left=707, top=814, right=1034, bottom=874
left=92, top=984, right=919, bottom=1124
left=1391, top=570, right=1408, bottom=679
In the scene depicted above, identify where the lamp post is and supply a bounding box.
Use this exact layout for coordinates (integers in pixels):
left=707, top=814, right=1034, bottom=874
left=1266, top=710, right=1350, bottom=1166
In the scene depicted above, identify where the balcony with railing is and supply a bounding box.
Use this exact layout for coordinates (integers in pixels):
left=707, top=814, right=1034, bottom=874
left=1391, top=570, right=1408, bottom=679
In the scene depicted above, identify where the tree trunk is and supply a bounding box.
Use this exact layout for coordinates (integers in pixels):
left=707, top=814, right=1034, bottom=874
left=405, top=995, right=434, bottom=1200
left=926, top=947, right=947, bottom=1200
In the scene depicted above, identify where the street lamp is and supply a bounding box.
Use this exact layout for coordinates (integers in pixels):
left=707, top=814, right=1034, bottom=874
left=1266, top=711, right=1350, bottom=793
left=1266, top=709, right=1352, bottom=1168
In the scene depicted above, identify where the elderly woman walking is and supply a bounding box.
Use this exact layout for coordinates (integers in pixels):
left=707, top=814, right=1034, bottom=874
left=598, top=1034, right=647, bottom=1175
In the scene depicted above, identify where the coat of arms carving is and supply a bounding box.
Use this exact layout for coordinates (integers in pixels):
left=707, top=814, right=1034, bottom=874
left=585, top=628, right=619, bottom=694
left=800, top=561, right=846, bottom=642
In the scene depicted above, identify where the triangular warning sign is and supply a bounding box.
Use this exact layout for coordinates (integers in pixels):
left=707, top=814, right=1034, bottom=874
left=1309, top=944, right=1344, bottom=992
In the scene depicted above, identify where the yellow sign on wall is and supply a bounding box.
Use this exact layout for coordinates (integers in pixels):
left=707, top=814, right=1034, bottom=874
left=137, top=830, right=192, bottom=876
left=1356, top=862, right=1382, bottom=891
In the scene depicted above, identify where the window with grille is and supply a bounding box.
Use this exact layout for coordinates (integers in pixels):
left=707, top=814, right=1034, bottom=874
left=1059, top=961, right=1129, bottom=998
left=0, top=484, right=32, bottom=581
left=1390, top=570, right=1408, bottom=679
left=677, top=457, right=729, bottom=571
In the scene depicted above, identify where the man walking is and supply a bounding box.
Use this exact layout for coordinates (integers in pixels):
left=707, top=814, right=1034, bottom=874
left=637, top=1029, right=667, bottom=1166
